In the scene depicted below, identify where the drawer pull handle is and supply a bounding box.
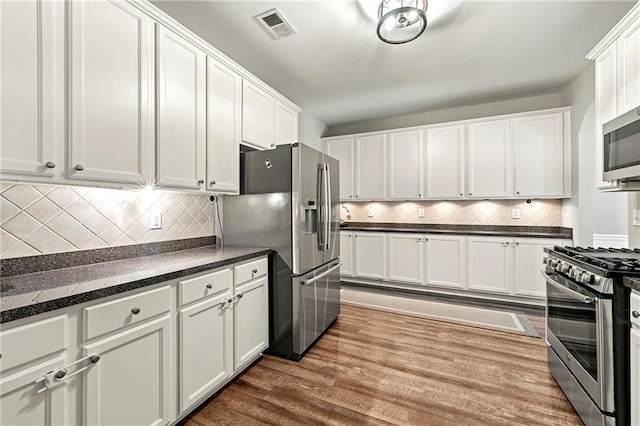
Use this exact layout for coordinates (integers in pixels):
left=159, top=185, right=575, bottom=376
left=210, top=180, right=216, bottom=185
left=131, top=307, right=141, bottom=315
left=252, top=269, right=258, bottom=274
left=198, top=179, right=204, bottom=185
left=45, top=161, right=56, bottom=169
left=633, top=311, right=640, bottom=319
left=74, top=164, right=84, bottom=171
left=206, top=284, right=213, bottom=289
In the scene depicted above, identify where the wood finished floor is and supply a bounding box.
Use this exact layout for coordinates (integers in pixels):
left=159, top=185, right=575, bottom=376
left=182, top=305, right=580, bottom=426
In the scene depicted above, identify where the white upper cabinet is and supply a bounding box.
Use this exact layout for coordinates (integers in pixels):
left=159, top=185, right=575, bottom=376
left=68, top=0, right=154, bottom=185
left=387, top=130, right=424, bottom=199
left=512, top=113, right=564, bottom=197
left=156, top=25, right=207, bottom=190
left=425, top=125, right=465, bottom=199
left=595, top=43, right=620, bottom=189
left=207, top=58, right=241, bottom=194
left=275, top=102, right=299, bottom=145
left=467, top=119, right=512, bottom=198
left=0, top=0, right=62, bottom=179
left=242, top=81, right=276, bottom=150
left=325, top=138, right=354, bottom=200
left=355, top=134, right=386, bottom=200
left=617, top=18, right=640, bottom=115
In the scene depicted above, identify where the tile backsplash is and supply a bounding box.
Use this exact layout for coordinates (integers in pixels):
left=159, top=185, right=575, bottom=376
left=340, top=199, right=562, bottom=226
left=0, top=183, right=214, bottom=259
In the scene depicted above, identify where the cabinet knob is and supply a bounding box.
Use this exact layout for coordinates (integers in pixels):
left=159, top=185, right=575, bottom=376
left=418, top=194, right=422, bottom=197
left=45, top=161, right=56, bottom=169
left=206, top=284, right=213, bottom=289
left=237, top=293, right=244, bottom=300
left=198, top=179, right=204, bottom=185
left=210, top=180, right=216, bottom=185
left=252, top=268, right=258, bottom=274
left=55, top=369, right=67, bottom=380
left=131, top=307, right=141, bottom=315
left=468, top=193, right=472, bottom=196
left=355, top=195, right=359, bottom=198
left=90, top=355, right=101, bottom=364
left=633, top=311, right=640, bottom=318
left=516, top=191, right=520, bottom=195
left=271, top=144, right=275, bottom=148
left=460, top=193, right=463, bottom=197
left=74, top=164, right=84, bottom=171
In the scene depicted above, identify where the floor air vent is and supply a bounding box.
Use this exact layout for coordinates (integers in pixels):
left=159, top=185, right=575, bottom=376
left=256, top=8, right=297, bottom=39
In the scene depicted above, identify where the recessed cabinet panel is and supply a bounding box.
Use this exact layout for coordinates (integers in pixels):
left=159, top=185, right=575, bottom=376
left=275, top=102, right=298, bottom=145
left=0, top=0, right=60, bottom=178
left=388, top=130, right=423, bottom=199
left=234, top=277, right=269, bottom=370
left=467, top=237, right=510, bottom=294
left=512, top=113, right=564, bottom=197
left=69, top=0, right=154, bottom=185
left=595, top=43, right=620, bottom=189
left=513, top=239, right=561, bottom=298
left=242, top=81, right=275, bottom=150
left=425, top=126, right=465, bottom=199
left=388, top=233, right=424, bottom=284
left=207, top=58, right=241, bottom=193
left=426, top=235, right=465, bottom=289
left=157, top=26, right=207, bottom=190
left=354, top=232, right=387, bottom=280
left=339, top=232, right=354, bottom=277
left=468, top=120, right=511, bottom=198
left=632, top=327, right=640, bottom=426
left=355, top=135, right=386, bottom=200
left=325, top=138, right=354, bottom=200
left=618, top=19, right=640, bottom=116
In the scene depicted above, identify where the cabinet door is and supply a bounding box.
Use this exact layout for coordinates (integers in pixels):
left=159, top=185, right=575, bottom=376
left=339, top=232, right=354, bottom=277
left=157, top=26, right=206, bottom=190
left=425, top=125, right=465, bottom=199
left=468, top=120, right=511, bottom=198
left=179, top=291, right=233, bottom=411
left=0, top=0, right=61, bottom=178
left=355, top=134, right=386, bottom=200
left=388, top=233, right=424, bottom=284
left=467, top=237, right=510, bottom=294
left=387, top=130, right=423, bottom=199
left=207, top=58, right=241, bottom=194
left=83, top=315, right=171, bottom=426
left=325, top=138, right=354, bottom=200
left=242, top=81, right=275, bottom=150
left=0, top=358, right=67, bottom=426
left=512, top=113, right=564, bottom=197
left=354, top=232, right=387, bottom=280
left=513, top=239, right=561, bottom=298
left=618, top=19, right=640, bottom=116
left=632, top=327, right=640, bottom=426
left=595, top=43, right=620, bottom=189
left=275, top=102, right=298, bottom=145
left=234, top=276, right=269, bottom=370
left=425, top=235, right=465, bottom=289
left=69, top=0, right=154, bottom=184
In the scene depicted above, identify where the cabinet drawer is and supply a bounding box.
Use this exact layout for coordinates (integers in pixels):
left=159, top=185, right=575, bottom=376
left=179, top=268, right=232, bottom=306
left=235, top=257, right=268, bottom=286
left=83, top=286, right=171, bottom=340
left=632, top=291, right=640, bottom=327
left=0, top=315, right=67, bottom=373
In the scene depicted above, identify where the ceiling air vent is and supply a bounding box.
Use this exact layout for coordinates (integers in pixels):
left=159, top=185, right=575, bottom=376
left=256, top=8, right=297, bottom=39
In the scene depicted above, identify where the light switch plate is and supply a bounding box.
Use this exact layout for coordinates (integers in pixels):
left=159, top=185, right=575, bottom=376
left=511, top=209, right=521, bottom=219
left=150, top=211, right=162, bottom=229
left=418, top=208, right=425, bottom=218
left=634, top=209, right=640, bottom=226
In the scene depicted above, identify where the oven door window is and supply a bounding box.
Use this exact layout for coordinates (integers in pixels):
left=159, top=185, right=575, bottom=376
left=604, top=119, right=640, bottom=172
left=547, top=279, right=598, bottom=381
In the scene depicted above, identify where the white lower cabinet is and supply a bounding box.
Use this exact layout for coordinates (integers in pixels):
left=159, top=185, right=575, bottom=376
left=631, top=326, right=639, bottom=426
left=467, top=237, right=511, bottom=294
left=233, top=276, right=269, bottom=370
left=339, top=231, right=354, bottom=276
left=82, top=314, right=172, bottom=426
left=425, top=235, right=465, bottom=289
left=513, top=239, right=562, bottom=298
left=388, top=233, right=424, bottom=284
left=354, top=232, right=387, bottom=280
left=178, top=291, right=233, bottom=412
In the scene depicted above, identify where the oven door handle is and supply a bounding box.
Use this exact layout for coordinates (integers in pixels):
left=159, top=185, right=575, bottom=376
left=541, top=270, right=596, bottom=304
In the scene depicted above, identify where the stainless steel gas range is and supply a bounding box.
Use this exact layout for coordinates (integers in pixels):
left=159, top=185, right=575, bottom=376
left=543, top=246, right=637, bottom=426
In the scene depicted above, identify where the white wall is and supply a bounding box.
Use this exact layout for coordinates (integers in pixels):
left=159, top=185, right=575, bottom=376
left=327, top=93, right=564, bottom=136
left=298, top=110, right=328, bottom=151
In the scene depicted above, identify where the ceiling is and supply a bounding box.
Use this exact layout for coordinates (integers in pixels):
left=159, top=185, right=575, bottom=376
left=151, top=0, right=636, bottom=127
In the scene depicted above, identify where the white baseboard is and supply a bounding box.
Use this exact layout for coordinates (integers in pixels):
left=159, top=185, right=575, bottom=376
left=592, top=233, right=628, bottom=248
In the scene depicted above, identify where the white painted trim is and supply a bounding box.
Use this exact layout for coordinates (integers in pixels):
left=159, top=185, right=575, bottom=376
left=587, top=2, right=640, bottom=60
left=592, top=233, right=629, bottom=248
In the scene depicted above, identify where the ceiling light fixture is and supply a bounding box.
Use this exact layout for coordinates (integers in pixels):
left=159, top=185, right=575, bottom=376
left=377, top=0, right=427, bottom=44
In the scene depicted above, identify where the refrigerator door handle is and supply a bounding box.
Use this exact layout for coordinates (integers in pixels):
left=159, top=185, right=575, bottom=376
left=301, top=262, right=342, bottom=286
left=317, top=163, right=330, bottom=251
left=324, top=163, right=331, bottom=251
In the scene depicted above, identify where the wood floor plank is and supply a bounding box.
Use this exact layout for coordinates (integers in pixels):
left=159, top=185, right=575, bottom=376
left=182, top=304, right=581, bottom=426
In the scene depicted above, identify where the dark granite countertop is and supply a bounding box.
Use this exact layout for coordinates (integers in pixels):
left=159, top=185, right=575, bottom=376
left=0, top=245, right=270, bottom=323
left=624, top=277, right=640, bottom=292
left=339, top=222, right=573, bottom=239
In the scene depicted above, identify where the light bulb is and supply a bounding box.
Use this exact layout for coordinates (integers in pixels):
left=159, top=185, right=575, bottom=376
left=384, top=15, right=397, bottom=31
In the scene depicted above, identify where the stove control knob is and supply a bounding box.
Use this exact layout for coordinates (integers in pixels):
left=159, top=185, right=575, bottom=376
left=581, top=274, right=595, bottom=285
left=550, top=259, right=559, bottom=267
left=560, top=263, right=571, bottom=273
left=543, top=257, right=548, bottom=265
left=574, top=271, right=583, bottom=283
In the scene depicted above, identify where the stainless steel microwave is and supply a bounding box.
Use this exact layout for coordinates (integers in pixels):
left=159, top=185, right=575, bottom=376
left=603, top=107, right=640, bottom=181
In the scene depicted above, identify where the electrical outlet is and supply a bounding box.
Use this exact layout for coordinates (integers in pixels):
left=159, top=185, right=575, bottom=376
left=634, top=209, right=640, bottom=226
left=150, top=211, right=162, bottom=229
left=511, top=209, right=521, bottom=219
left=367, top=209, right=374, bottom=218
left=418, top=208, right=425, bottom=218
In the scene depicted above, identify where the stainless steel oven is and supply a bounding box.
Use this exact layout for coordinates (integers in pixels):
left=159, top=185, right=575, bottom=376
left=543, top=268, right=615, bottom=426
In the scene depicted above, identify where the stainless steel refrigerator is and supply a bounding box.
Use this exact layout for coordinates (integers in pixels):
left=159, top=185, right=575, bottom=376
left=223, top=143, right=341, bottom=360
